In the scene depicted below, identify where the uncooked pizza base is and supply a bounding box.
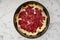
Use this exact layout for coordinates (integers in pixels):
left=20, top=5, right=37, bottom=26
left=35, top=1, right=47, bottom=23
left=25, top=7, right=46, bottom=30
left=15, top=4, right=47, bottom=36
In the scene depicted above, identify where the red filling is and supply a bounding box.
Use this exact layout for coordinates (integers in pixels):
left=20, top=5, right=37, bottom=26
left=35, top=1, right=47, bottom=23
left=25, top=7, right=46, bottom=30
left=18, top=6, right=45, bottom=33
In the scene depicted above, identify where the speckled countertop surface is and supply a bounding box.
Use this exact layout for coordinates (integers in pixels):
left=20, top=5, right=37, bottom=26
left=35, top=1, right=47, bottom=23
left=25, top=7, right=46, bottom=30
left=0, top=0, right=60, bottom=40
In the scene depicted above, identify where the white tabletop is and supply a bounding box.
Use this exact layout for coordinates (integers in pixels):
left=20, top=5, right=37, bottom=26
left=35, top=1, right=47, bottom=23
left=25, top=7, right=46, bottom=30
left=0, top=0, right=60, bottom=40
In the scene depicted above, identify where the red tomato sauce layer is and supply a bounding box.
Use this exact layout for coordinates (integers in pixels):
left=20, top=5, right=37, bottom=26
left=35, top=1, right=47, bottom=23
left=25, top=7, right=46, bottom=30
left=18, top=6, right=45, bottom=33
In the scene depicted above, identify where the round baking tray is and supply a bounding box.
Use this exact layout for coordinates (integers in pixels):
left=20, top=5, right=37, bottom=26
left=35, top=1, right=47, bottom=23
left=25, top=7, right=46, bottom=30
left=13, top=1, right=50, bottom=39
